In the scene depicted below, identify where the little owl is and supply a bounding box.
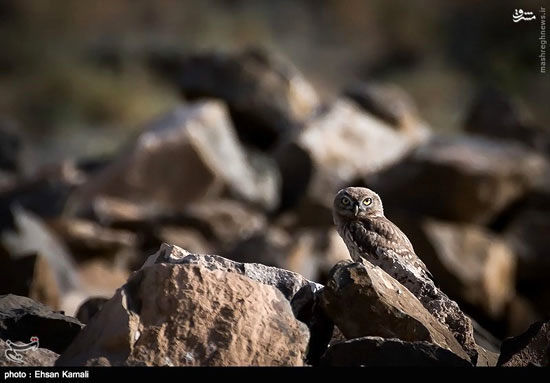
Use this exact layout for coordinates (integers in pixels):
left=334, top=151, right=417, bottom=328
left=333, top=186, right=433, bottom=282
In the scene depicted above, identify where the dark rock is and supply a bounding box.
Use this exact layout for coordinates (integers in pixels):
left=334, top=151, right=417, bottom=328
left=0, top=294, right=83, bottom=354
left=0, top=338, right=58, bottom=366
left=75, top=297, right=109, bottom=325
left=177, top=48, right=320, bottom=150
left=320, top=261, right=470, bottom=361
left=320, top=336, right=472, bottom=367
left=367, top=135, right=548, bottom=224
left=498, top=320, right=550, bottom=367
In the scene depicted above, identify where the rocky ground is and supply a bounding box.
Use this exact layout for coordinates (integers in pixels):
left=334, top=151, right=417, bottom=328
left=0, top=49, right=549, bottom=367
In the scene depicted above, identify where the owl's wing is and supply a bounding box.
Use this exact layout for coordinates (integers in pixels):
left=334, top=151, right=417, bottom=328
left=351, top=218, right=435, bottom=282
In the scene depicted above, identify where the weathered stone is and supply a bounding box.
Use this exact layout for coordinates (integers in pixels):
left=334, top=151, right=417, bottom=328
left=367, top=135, right=548, bottom=224
left=277, top=99, right=415, bottom=216
left=320, top=261, right=470, bottom=361
left=57, top=262, right=310, bottom=366
left=320, top=336, right=471, bottom=367
left=177, top=48, right=320, bottom=150
left=75, top=297, right=109, bottom=325
left=0, top=251, right=60, bottom=310
left=390, top=214, right=516, bottom=318
left=498, top=320, right=550, bottom=367
left=71, top=102, right=280, bottom=213
left=0, top=338, right=59, bottom=366
left=344, top=82, right=431, bottom=143
left=0, top=294, right=83, bottom=354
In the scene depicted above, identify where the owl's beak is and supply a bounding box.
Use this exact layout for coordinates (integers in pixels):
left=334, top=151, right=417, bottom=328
left=353, top=204, right=359, bottom=217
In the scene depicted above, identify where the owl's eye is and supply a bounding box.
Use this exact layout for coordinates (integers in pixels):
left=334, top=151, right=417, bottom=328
left=341, top=196, right=351, bottom=206
left=363, top=198, right=372, bottom=206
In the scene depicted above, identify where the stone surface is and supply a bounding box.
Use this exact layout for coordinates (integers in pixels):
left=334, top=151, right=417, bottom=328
left=71, top=102, right=280, bottom=213
left=277, top=99, right=415, bottom=213
left=177, top=48, right=320, bottom=150
left=0, top=338, right=59, bottom=366
left=367, top=135, right=548, bottom=224
left=0, top=294, right=83, bottom=354
left=320, top=261, right=470, bottom=361
left=320, top=336, right=471, bottom=367
left=498, top=320, right=550, bottom=367
left=57, top=261, right=310, bottom=366
left=390, top=214, right=517, bottom=318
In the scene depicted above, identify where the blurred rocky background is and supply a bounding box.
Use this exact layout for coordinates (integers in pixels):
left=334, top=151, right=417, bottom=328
left=0, top=0, right=549, bottom=366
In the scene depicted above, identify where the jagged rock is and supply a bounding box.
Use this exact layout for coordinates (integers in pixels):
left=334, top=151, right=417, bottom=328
left=177, top=48, right=320, bottom=150
left=277, top=99, right=415, bottom=215
left=0, top=250, right=60, bottom=310
left=320, top=261, right=470, bottom=361
left=71, top=102, right=280, bottom=213
left=0, top=294, right=83, bottom=354
left=320, top=337, right=471, bottom=367
left=75, top=297, right=109, bottom=325
left=389, top=214, right=516, bottom=318
left=498, top=320, right=550, bottom=367
left=48, top=218, right=136, bottom=261
left=56, top=255, right=310, bottom=366
left=0, top=338, right=59, bottom=366
left=367, top=135, right=548, bottom=224
left=464, top=88, right=550, bottom=156
left=344, top=82, right=431, bottom=143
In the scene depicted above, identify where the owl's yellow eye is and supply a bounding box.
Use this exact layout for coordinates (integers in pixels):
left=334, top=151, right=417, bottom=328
left=341, top=196, right=351, bottom=205
left=363, top=198, right=372, bottom=206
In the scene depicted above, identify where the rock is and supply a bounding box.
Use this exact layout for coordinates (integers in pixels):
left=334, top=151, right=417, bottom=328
left=498, top=320, right=550, bottom=367
left=1, top=206, right=80, bottom=293
left=344, top=82, right=431, bottom=143
left=75, top=297, right=109, bottom=325
left=71, top=102, right=280, bottom=213
left=177, top=48, right=320, bottom=150
left=389, top=214, right=517, bottom=319
left=276, top=99, right=415, bottom=216
left=0, top=338, right=58, bottom=366
left=56, top=262, right=310, bottom=366
left=320, top=261, right=470, bottom=361
left=320, top=337, right=472, bottom=367
left=0, top=294, right=83, bottom=354
left=367, top=135, right=548, bottom=224
left=48, top=217, right=136, bottom=262
left=464, top=88, right=550, bottom=156
left=0, top=250, right=60, bottom=310
left=142, top=243, right=321, bottom=301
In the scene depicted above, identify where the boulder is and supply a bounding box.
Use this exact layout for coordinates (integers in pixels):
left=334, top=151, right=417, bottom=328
left=0, top=338, right=58, bottom=366
left=277, top=99, right=415, bottom=215
left=498, top=320, right=550, bottom=367
left=389, top=214, right=517, bottom=319
left=177, top=48, right=320, bottom=150
left=320, top=261, right=470, bottom=361
left=71, top=102, right=280, bottom=213
left=0, top=294, right=83, bottom=354
left=367, top=135, right=548, bottom=224
left=57, top=254, right=310, bottom=366
left=320, top=336, right=471, bottom=367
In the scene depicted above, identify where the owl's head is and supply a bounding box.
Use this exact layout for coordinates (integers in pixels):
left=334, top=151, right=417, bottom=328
left=333, top=187, right=384, bottom=224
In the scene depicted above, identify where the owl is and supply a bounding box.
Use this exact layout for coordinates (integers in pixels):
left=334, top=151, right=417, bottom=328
left=332, top=186, right=433, bottom=282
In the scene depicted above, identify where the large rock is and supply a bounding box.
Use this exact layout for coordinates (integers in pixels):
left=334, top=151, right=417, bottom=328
left=0, top=338, right=58, bottom=366
left=320, top=261, right=470, bottom=361
left=320, top=336, right=471, bottom=367
left=390, top=214, right=517, bottom=319
left=344, top=82, right=431, bottom=143
left=57, top=248, right=311, bottom=366
left=367, top=135, right=548, bottom=224
left=0, top=294, right=83, bottom=354
left=277, top=99, right=415, bottom=215
left=177, top=48, right=320, bottom=150
left=497, top=320, right=550, bottom=367
left=71, top=102, right=280, bottom=213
